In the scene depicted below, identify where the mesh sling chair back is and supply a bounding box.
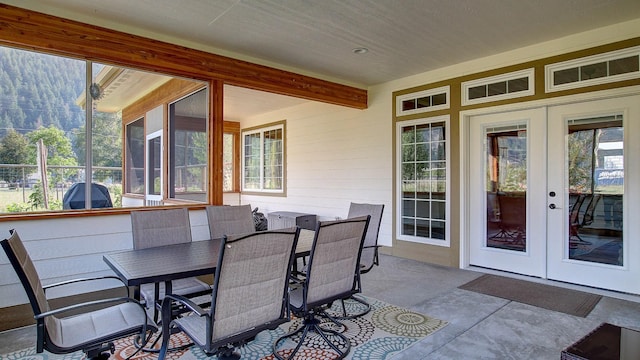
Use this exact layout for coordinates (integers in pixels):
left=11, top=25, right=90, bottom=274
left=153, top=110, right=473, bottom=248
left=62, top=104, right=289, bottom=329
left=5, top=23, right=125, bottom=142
left=1, top=229, right=155, bottom=359
left=205, top=204, right=256, bottom=240
left=158, top=227, right=300, bottom=360
left=130, top=207, right=211, bottom=321
left=347, top=202, right=384, bottom=274
left=273, top=215, right=370, bottom=360
left=327, top=202, right=385, bottom=319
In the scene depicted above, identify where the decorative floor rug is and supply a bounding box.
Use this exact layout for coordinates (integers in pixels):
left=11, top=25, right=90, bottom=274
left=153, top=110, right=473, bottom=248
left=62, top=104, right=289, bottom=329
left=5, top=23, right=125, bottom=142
left=0, top=296, right=447, bottom=360
left=459, top=274, right=602, bottom=317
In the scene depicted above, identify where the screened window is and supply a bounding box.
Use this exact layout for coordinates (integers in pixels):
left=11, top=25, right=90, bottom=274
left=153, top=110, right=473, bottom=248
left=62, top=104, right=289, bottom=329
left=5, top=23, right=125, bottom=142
left=125, top=118, right=144, bottom=194
left=397, top=116, right=450, bottom=246
left=169, top=89, right=208, bottom=202
left=242, top=122, right=285, bottom=193
left=0, top=44, right=210, bottom=214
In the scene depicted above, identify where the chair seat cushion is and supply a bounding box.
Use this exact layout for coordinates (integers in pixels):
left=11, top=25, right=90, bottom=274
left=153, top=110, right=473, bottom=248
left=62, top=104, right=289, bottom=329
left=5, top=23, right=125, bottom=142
left=140, top=278, right=211, bottom=306
left=48, top=302, right=150, bottom=349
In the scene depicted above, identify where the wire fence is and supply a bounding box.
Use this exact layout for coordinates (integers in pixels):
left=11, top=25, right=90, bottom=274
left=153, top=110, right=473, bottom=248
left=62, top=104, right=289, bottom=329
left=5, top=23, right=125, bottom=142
left=0, top=164, right=122, bottom=213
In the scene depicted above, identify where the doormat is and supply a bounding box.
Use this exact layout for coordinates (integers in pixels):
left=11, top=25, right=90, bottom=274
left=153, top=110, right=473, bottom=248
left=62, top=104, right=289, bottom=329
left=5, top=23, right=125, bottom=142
left=459, top=274, right=602, bottom=317
left=0, top=296, right=448, bottom=360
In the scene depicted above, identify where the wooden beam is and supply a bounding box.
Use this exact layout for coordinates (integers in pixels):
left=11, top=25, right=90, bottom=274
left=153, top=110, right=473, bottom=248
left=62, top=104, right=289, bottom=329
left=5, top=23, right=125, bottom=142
left=0, top=4, right=367, bottom=109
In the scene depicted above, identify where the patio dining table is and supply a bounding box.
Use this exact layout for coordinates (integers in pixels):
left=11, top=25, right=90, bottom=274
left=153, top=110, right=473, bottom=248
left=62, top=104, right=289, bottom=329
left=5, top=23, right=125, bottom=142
left=103, top=228, right=315, bottom=295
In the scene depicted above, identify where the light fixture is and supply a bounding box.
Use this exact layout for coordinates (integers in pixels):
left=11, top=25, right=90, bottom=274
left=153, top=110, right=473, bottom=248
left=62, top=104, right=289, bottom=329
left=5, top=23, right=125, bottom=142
left=352, top=47, right=369, bottom=54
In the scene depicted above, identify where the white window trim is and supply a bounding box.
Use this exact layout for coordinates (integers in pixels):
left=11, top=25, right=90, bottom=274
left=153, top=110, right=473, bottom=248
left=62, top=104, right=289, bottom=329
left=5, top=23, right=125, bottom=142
left=462, top=68, right=535, bottom=106
left=395, top=115, right=451, bottom=247
left=241, top=123, right=285, bottom=193
left=545, top=46, right=640, bottom=93
left=395, top=86, right=450, bottom=117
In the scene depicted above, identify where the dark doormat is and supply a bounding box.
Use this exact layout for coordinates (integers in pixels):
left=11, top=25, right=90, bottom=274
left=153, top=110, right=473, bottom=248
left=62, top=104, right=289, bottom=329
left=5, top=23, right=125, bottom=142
left=459, top=274, right=602, bottom=317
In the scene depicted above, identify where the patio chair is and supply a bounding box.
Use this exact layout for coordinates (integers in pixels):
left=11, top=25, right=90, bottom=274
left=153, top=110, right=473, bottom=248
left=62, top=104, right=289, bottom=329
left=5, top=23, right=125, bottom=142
left=158, top=227, right=300, bottom=360
left=131, top=207, right=211, bottom=321
left=329, top=202, right=384, bottom=319
left=205, top=204, right=256, bottom=240
left=1, top=229, right=156, bottom=359
left=490, top=192, right=526, bottom=246
left=273, top=216, right=370, bottom=360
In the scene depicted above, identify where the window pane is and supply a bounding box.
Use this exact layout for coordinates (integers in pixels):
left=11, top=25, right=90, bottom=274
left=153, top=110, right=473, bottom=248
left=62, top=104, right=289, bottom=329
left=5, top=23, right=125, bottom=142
left=554, top=68, right=579, bottom=85
left=431, top=93, right=447, bottom=106
left=508, top=77, right=529, bottom=92
left=581, top=62, right=607, bottom=80
left=263, top=128, right=283, bottom=190
left=223, top=133, right=233, bottom=192
left=416, top=219, right=430, bottom=237
left=125, top=118, right=145, bottom=194
left=468, top=85, right=486, bottom=99
left=416, top=96, right=430, bottom=108
left=243, top=133, right=261, bottom=190
left=609, top=56, right=639, bottom=76
left=402, top=99, right=416, bottom=111
left=416, top=200, right=430, bottom=218
left=488, top=81, right=507, bottom=96
left=148, top=136, right=161, bottom=195
left=402, top=217, right=415, bottom=236
left=169, top=89, right=208, bottom=202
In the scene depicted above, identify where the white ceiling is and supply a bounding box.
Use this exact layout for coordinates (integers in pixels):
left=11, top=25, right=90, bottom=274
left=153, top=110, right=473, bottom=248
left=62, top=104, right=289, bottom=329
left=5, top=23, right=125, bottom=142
left=5, top=0, right=640, bottom=118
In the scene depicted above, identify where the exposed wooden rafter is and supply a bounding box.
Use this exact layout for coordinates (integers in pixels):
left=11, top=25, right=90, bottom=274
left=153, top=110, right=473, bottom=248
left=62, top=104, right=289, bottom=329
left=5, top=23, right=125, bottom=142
left=0, top=4, right=367, bottom=109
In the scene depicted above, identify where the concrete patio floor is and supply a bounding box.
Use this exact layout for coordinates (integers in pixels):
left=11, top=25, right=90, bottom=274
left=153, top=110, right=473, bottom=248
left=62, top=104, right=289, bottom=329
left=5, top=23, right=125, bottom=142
left=1, top=254, right=639, bottom=359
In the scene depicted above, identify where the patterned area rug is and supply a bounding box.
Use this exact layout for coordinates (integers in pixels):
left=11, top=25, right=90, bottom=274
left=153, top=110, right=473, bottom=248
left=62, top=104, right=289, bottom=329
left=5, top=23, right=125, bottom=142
left=0, top=296, right=447, bottom=360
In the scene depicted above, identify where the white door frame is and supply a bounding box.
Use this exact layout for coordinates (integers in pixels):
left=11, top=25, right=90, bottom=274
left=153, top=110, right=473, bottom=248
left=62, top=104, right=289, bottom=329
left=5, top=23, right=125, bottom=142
left=460, top=86, right=640, bottom=277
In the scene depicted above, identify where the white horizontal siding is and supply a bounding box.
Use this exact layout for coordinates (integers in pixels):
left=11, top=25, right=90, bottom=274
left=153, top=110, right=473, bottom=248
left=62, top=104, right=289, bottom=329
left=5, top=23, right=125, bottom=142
left=241, top=100, right=393, bottom=249
left=0, top=209, right=211, bottom=307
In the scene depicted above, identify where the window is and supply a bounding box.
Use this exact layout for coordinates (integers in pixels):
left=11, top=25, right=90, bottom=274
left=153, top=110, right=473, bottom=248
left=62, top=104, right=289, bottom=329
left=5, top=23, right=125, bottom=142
left=396, top=116, right=450, bottom=246
left=242, top=121, right=285, bottom=193
left=545, top=46, right=640, bottom=92
left=0, top=44, right=209, bottom=213
left=169, top=89, right=208, bottom=202
left=395, top=86, right=450, bottom=117
left=223, top=121, right=240, bottom=192
left=462, top=69, right=535, bottom=105
left=125, top=118, right=144, bottom=194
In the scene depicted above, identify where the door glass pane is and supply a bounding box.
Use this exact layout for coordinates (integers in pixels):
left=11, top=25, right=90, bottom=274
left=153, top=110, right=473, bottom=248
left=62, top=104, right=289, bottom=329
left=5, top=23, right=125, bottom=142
left=567, top=115, right=623, bottom=266
left=485, top=126, right=527, bottom=252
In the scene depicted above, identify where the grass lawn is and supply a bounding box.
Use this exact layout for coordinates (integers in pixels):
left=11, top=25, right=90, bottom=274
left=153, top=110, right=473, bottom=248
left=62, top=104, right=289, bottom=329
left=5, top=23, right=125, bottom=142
left=0, top=187, right=67, bottom=212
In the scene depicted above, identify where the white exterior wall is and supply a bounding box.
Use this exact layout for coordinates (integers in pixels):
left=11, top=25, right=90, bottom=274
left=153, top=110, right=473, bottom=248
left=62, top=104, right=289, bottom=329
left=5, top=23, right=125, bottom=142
left=0, top=17, right=639, bottom=309
left=240, top=101, right=393, bottom=248
left=0, top=210, right=211, bottom=307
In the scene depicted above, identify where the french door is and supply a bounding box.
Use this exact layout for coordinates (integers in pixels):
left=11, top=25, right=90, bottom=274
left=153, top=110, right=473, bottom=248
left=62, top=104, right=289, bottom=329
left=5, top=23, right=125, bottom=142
left=547, top=96, right=640, bottom=294
left=469, top=108, right=547, bottom=277
left=469, top=95, right=640, bottom=294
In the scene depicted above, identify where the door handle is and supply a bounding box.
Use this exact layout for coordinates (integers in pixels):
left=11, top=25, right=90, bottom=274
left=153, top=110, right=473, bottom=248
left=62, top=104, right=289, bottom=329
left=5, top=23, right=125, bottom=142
left=549, top=204, right=561, bottom=209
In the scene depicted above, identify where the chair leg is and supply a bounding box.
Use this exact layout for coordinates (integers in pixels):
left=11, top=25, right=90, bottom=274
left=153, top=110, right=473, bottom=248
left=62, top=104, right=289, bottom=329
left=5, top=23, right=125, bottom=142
left=324, top=295, right=371, bottom=320
left=273, top=314, right=350, bottom=360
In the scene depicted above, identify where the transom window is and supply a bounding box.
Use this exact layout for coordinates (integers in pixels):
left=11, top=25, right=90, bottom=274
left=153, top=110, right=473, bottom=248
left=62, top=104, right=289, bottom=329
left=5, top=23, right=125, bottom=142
left=395, top=86, right=450, bottom=117
left=462, top=69, right=535, bottom=106
left=396, top=116, right=450, bottom=246
left=242, top=121, right=285, bottom=194
left=545, top=46, right=640, bottom=93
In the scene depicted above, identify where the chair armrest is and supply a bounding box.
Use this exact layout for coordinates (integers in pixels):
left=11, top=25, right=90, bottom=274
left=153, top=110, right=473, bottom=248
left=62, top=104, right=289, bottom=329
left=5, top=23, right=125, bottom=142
left=161, top=293, right=207, bottom=316
left=35, top=296, right=144, bottom=319
left=43, top=276, right=130, bottom=297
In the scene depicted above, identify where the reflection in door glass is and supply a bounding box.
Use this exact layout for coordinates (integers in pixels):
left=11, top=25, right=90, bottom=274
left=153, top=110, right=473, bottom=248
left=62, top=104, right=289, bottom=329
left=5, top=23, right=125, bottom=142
left=485, top=125, right=527, bottom=252
left=567, top=115, right=623, bottom=266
